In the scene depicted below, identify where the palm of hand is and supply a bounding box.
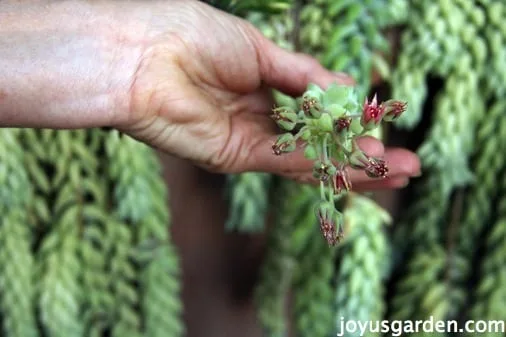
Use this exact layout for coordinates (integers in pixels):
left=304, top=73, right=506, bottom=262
left=126, top=1, right=275, bottom=173
left=123, top=0, right=420, bottom=189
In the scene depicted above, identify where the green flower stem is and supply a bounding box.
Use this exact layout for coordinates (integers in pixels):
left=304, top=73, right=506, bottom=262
left=320, top=181, right=326, bottom=201
left=359, top=128, right=368, bottom=137
left=328, top=182, right=334, bottom=201
left=323, top=134, right=329, bottom=162
left=294, top=126, right=309, bottom=141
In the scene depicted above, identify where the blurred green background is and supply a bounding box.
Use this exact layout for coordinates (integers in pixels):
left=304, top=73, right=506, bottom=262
left=1, top=0, right=505, bottom=336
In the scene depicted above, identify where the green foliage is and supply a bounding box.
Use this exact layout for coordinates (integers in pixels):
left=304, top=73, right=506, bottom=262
left=1, top=1, right=506, bottom=336
left=225, top=172, right=273, bottom=233
left=390, top=246, right=453, bottom=337
left=251, top=0, right=506, bottom=336
left=255, top=180, right=318, bottom=337
left=459, top=101, right=506, bottom=328
left=106, top=131, right=183, bottom=337
left=481, top=0, right=506, bottom=98
left=33, top=130, right=93, bottom=337
left=391, top=0, right=493, bottom=128
left=79, top=205, right=115, bottom=337
left=0, top=129, right=38, bottom=337
left=335, top=196, right=391, bottom=337
left=469, top=173, right=506, bottom=336
left=141, top=244, right=182, bottom=337
left=292, top=220, right=336, bottom=337
left=386, top=1, right=506, bottom=331
left=299, top=0, right=401, bottom=96
left=458, top=100, right=506, bottom=259
left=417, top=69, right=483, bottom=192
left=205, top=0, right=292, bottom=16
left=252, top=1, right=406, bottom=335
left=247, top=11, right=294, bottom=51
left=0, top=129, right=181, bottom=337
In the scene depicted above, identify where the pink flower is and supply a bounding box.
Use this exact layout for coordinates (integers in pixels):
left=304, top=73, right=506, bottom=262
left=360, top=94, right=385, bottom=130
left=383, top=100, right=407, bottom=121
left=364, top=158, right=388, bottom=178
left=317, top=209, right=337, bottom=246
left=312, top=161, right=336, bottom=182
left=272, top=133, right=296, bottom=155
left=349, top=150, right=389, bottom=179
left=332, top=169, right=352, bottom=194
left=315, top=202, right=343, bottom=246
left=302, top=94, right=323, bottom=118
left=334, top=116, right=352, bottom=133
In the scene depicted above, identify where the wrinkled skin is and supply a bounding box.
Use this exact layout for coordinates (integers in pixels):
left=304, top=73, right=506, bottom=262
left=0, top=0, right=420, bottom=189
left=123, top=0, right=420, bottom=189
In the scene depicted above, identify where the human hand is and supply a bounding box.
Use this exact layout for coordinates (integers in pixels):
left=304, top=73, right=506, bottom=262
left=0, top=0, right=420, bottom=190
left=117, top=0, right=420, bottom=189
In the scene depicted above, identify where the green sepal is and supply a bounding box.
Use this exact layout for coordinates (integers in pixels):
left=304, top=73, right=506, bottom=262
left=317, top=114, right=334, bottom=132
left=327, top=104, right=347, bottom=119
left=350, top=118, right=363, bottom=134
left=322, top=83, right=353, bottom=105
left=304, top=145, right=318, bottom=160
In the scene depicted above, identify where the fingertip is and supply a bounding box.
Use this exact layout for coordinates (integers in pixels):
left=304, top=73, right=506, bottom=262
left=355, top=136, right=385, bottom=158
left=383, top=148, right=421, bottom=177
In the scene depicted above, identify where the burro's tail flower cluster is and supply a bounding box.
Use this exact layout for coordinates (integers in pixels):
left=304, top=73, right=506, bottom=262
left=270, top=83, right=406, bottom=245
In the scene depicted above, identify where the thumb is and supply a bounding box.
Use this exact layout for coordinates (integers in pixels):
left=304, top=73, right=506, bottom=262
left=250, top=30, right=355, bottom=96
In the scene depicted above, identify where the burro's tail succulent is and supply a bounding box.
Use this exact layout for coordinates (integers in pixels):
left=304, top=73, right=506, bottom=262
left=270, top=83, right=407, bottom=245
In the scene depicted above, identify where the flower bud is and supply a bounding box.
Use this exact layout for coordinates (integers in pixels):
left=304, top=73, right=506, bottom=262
left=360, top=94, right=385, bottom=130
left=316, top=114, right=334, bottom=132
left=270, top=107, right=298, bottom=131
left=305, top=85, right=324, bottom=98
left=272, top=133, right=296, bottom=155
left=364, top=158, right=388, bottom=178
left=302, top=93, right=323, bottom=118
left=332, top=169, right=352, bottom=194
left=333, top=116, right=352, bottom=134
left=315, top=202, right=343, bottom=246
left=304, top=88, right=323, bottom=101
left=382, top=100, right=407, bottom=121
left=348, top=149, right=389, bottom=178
left=300, top=127, right=312, bottom=141
left=348, top=149, right=370, bottom=170
left=303, top=144, right=318, bottom=160
left=327, top=104, right=346, bottom=119
left=336, top=221, right=344, bottom=242
left=323, top=84, right=352, bottom=105
left=312, top=160, right=336, bottom=182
